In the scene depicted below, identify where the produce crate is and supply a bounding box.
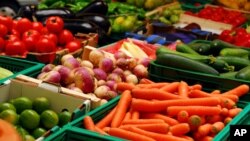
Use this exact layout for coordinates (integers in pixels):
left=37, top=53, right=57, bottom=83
left=0, top=56, right=44, bottom=85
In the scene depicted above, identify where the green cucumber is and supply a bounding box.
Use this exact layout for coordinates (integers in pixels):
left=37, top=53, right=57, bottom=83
left=217, top=56, right=250, bottom=71
left=156, top=47, right=215, bottom=64
left=176, top=43, right=200, bottom=55
left=209, top=58, right=235, bottom=73
left=188, top=43, right=212, bottom=55
left=156, top=53, right=219, bottom=75
left=220, top=71, right=238, bottom=79
left=235, top=66, right=250, bottom=81
left=219, top=48, right=249, bottom=59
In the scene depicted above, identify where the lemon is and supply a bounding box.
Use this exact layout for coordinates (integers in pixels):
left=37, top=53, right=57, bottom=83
left=25, top=135, right=35, bottom=141
left=0, top=102, right=16, bottom=113
left=32, top=97, right=50, bottom=114
left=20, top=109, right=40, bottom=130
left=13, top=97, right=33, bottom=114
left=40, top=110, right=59, bottom=129
left=32, top=127, right=47, bottom=139
left=58, top=110, right=72, bottom=126
left=0, top=109, right=18, bottom=125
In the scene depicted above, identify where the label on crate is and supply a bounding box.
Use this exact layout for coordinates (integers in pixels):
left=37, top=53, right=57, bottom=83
left=230, top=125, right=250, bottom=141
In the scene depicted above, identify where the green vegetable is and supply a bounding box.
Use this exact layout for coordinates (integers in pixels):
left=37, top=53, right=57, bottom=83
left=220, top=71, right=238, bottom=79
left=176, top=43, right=200, bottom=55
left=49, top=1, right=65, bottom=8
left=188, top=42, right=212, bottom=55
left=235, top=66, right=250, bottom=81
left=219, top=48, right=249, bottom=59
left=37, top=3, right=49, bottom=9
left=217, top=56, right=250, bottom=71
left=209, top=58, right=235, bottom=73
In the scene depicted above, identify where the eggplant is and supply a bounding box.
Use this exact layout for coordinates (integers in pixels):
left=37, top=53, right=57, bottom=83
left=75, top=0, right=108, bottom=17
left=34, top=9, right=74, bottom=22
left=76, top=13, right=110, bottom=33
left=17, top=5, right=37, bottom=20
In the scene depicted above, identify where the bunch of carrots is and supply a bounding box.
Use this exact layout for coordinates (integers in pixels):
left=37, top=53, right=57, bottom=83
left=82, top=78, right=249, bottom=141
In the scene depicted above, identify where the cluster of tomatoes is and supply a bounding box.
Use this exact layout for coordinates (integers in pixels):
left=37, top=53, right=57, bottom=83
left=0, top=16, right=81, bottom=60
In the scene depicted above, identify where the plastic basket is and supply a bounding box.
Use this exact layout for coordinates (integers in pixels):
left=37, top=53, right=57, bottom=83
left=0, top=55, right=44, bottom=84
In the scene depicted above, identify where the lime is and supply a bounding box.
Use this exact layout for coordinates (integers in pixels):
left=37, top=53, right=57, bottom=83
left=13, top=97, right=33, bottom=114
left=15, top=125, right=29, bottom=140
left=0, top=109, right=18, bottom=125
left=32, top=127, right=47, bottom=139
left=170, top=15, right=179, bottom=24
left=25, top=134, right=35, bottom=141
left=20, top=109, right=40, bottom=130
left=32, top=97, right=50, bottom=114
left=0, top=102, right=16, bottom=113
left=162, top=9, right=172, bottom=17
left=114, top=16, right=125, bottom=25
left=112, top=23, right=121, bottom=33
left=121, top=20, right=134, bottom=32
left=40, top=110, right=59, bottom=129
left=58, top=110, right=72, bottom=126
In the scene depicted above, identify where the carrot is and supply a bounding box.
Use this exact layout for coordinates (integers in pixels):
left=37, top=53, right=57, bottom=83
left=139, top=78, right=155, bottom=84
left=103, top=127, right=110, bottom=133
left=108, top=128, right=156, bottom=141
left=188, top=115, right=202, bottom=131
left=179, top=136, right=194, bottom=141
left=96, top=107, right=117, bottom=129
left=206, top=115, right=222, bottom=124
left=220, top=108, right=229, bottom=117
left=210, top=90, right=221, bottom=95
left=136, top=83, right=169, bottom=89
left=129, top=127, right=189, bottom=141
left=116, top=82, right=136, bottom=92
left=160, top=82, right=180, bottom=93
left=131, top=111, right=140, bottom=120
left=94, top=126, right=108, bottom=135
left=177, top=110, right=189, bottom=123
left=122, top=112, right=131, bottom=122
left=141, top=113, right=179, bottom=126
left=222, top=84, right=249, bottom=97
left=220, top=97, right=236, bottom=109
left=211, top=122, right=225, bottom=134
left=200, top=136, right=213, bottom=141
left=122, top=119, right=165, bottom=125
left=83, top=116, right=95, bottom=131
left=189, top=90, right=211, bottom=98
left=119, top=123, right=169, bottom=134
left=224, top=117, right=232, bottom=125
left=111, top=90, right=132, bottom=128
left=197, top=123, right=212, bottom=136
left=219, top=94, right=239, bottom=102
left=228, top=108, right=242, bottom=118
left=132, top=88, right=184, bottom=100
left=178, top=81, right=189, bottom=97
left=170, top=123, right=190, bottom=136
left=189, top=84, right=202, bottom=90
left=167, top=106, right=222, bottom=116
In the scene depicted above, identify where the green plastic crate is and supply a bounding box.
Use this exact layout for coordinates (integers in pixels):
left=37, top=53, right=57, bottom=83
left=0, top=56, right=44, bottom=84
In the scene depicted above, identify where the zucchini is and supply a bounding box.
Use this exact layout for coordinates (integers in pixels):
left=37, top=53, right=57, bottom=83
left=219, top=48, right=249, bottom=59
left=217, top=56, right=250, bottom=71
left=209, top=58, right=235, bottom=73
left=156, top=53, right=219, bottom=75
left=220, top=71, right=238, bottom=79
left=235, top=66, right=250, bottom=81
left=176, top=43, right=200, bottom=55
left=188, top=43, right=212, bottom=55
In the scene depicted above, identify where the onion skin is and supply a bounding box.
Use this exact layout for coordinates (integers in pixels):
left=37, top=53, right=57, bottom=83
left=89, top=49, right=104, bottom=67
left=105, top=90, right=118, bottom=100
left=126, top=74, right=139, bottom=84
left=53, top=65, right=73, bottom=86
left=107, top=73, right=122, bottom=83
left=80, top=60, right=94, bottom=69
left=94, top=85, right=110, bottom=99
left=99, top=58, right=114, bottom=73
left=97, top=80, right=106, bottom=86
left=127, top=58, right=138, bottom=70
left=105, top=80, right=116, bottom=90
left=93, top=68, right=107, bottom=80
left=123, top=70, right=132, bottom=77
left=38, top=70, right=61, bottom=84
left=133, top=64, right=148, bottom=79
left=116, top=58, right=128, bottom=69
left=114, top=51, right=128, bottom=59
left=63, top=57, right=81, bottom=69
left=74, top=67, right=95, bottom=93
left=42, top=64, right=55, bottom=72
left=61, top=54, right=74, bottom=64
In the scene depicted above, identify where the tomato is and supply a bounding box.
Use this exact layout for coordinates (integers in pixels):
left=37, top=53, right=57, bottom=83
left=0, top=37, right=5, bottom=52
left=41, top=27, right=49, bottom=35
left=43, top=33, right=58, bottom=45
left=10, top=29, right=20, bottom=38
left=5, top=41, right=26, bottom=56
left=65, top=40, right=81, bottom=52
left=23, top=36, right=37, bottom=52
left=4, top=34, right=19, bottom=45
left=16, top=18, right=32, bottom=34
left=36, top=37, right=56, bottom=53
left=32, top=22, right=44, bottom=33
left=58, top=29, right=74, bottom=46
left=0, top=16, right=13, bottom=31
left=46, top=16, right=64, bottom=34
left=22, top=30, right=40, bottom=40
left=0, top=24, right=8, bottom=37
left=12, top=20, right=18, bottom=29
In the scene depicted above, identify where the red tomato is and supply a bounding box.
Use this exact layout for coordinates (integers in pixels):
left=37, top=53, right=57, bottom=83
left=58, top=29, right=74, bottom=46
left=4, top=34, right=19, bottom=45
left=16, top=18, right=32, bottom=34
left=36, top=37, right=56, bottom=53
left=0, top=24, right=8, bottom=37
left=12, top=20, right=18, bottom=29
left=65, top=40, right=81, bottom=52
left=43, top=33, right=58, bottom=45
left=0, top=37, right=5, bottom=52
left=22, top=36, right=37, bottom=52
left=10, top=29, right=20, bottom=38
left=0, top=16, right=13, bottom=31
left=32, top=22, right=43, bottom=33
left=5, top=41, right=26, bottom=56
left=22, top=29, right=40, bottom=40
left=41, top=27, right=49, bottom=35
left=46, top=16, right=64, bottom=34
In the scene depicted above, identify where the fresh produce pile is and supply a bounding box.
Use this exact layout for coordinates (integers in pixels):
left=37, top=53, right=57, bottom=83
left=0, top=96, right=72, bottom=140
left=81, top=80, right=249, bottom=141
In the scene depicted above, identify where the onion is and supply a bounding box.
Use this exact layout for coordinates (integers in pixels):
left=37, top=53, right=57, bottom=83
left=42, top=64, right=55, bottom=72
left=127, top=58, right=138, bottom=70
left=63, top=57, right=80, bottom=69
left=105, top=80, right=116, bottom=90
left=107, top=73, right=122, bottom=83
left=94, top=85, right=110, bottom=99
left=116, top=58, right=128, bottom=69
left=140, top=57, right=151, bottom=67
left=83, top=67, right=95, bottom=76
left=105, top=90, right=118, bottom=100
left=114, top=51, right=128, bottom=59
left=38, top=70, right=61, bottom=83
left=74, top=67, right=95, bottom=93
left=133, top=64, right=148, bottom=79
left=89, top=49, right=104, bottom=67
left=112, top=67, right=125, bottom=81
left=99, top=58, right=114, bottom=73
left=80, top=60, right=94, bottom=69
left=53, top=65, right=73, bottom=86
left=93, top=68, right=107, bottom=80
left=97, top=80, right=106, bottom=86
left=123, top=70, right=132, bottom=76
left=126, top=74, right=139, bottom=84
left=61, top=54, right=74, bottom=64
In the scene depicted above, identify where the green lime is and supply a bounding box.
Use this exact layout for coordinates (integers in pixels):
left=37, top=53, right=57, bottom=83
left=0, top=109, right=18, bottom=125
left=25, top=134, right=35, bottom=141
left=15, top=125, right=29, bottom=140
left=58, top=110, right=72, bottom=126
left=114, top=16, right=125, bottom=25
left=32, top=127, right=47, bottom=139
left=20, top=109, right=40, bottom=130
left=13, top=97, right=33, bottom=114
left=40, top=110, right=59, bottom=129
left=112, top=23, right=121, bottom=33
left=32, top=97, right=50, bottom=114
left=170, top=14, right=179, bottom=24
left=162, top=9, right=172, bottom=17
left=0, top=102, right=16, bottom=113
left=121, top=20, right=134, bottom=31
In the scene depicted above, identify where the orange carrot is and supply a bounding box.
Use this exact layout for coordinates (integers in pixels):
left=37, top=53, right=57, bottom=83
left=132, top=88, right=184, bottom=100
left=228, top=108, right=242, bottom=118
left=200, top=136, right=213, bottom=141
left=211, top=122, right=225, bottom=134
left=206, top=115, right=222, bottom=124
left=131, top=111, right=140, bottom=120
left=119, top=123, right=169, bottom=134
left=177, top=110, right=189, bottom=123
left=189, top=90, right=211, bottom=98
left=189, top=84, right=202, bottom=90
left=139, top=78, right=155, bottom=84
left=197, top=123, right=212, bottom=136
left=122, top=112, right=131, bottom=122
left=167, top=106, right=222, bottom=116
left=129, top=127, right=189, bottom=141
left=160, top=82, right=180, bottom=93
left=219, top=94, right=239, bottom=102
left=220, top=97, right=236, bottom=109
left=111, top=90, right=132, bottom=128
left=96, top=107, right=117, bottom=129
left=108, top=128, right=156, bottom=141
left=222, top=84, right=249, bottom=97
left=179, top=135, right=194, bottom=141
left=83, top=116, right=95, bottom=131
left=178, top=81, right=189, bottom=97
left=103, top=127, right=110, bottom=133
left=122, top=119, right=165, bottom=125
left=210, top=90, right=221, bottom=95
left=224, top=117, right=232, bottom=125
left=94, top=126, right=108, bottom=135
left=170, top=123, right=190, bottom=136
left=136, top=83, right=169, bottom=89
left=220, top=108, right=229, bottom=117
left=141, top=113, right=179, bottom=126
left=188, top=115, right=202, bottom=131
left=116, top=82, right=136, bottom=92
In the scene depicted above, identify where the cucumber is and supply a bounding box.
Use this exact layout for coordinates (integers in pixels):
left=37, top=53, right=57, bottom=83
left=188, top=43, right=212, bottom=55
left=216, top=56, right=250, bottom=71
left=209, top=58, right=235, bottom=73
left=176, top=43, right=200, bottom=55
left=220, top=71, right=238, bottom=79
left=156, top=47, right=215, bottom=64
left=235, top=66, right=250, bottom=81
left=219, top=48, right=249, bottom=59
left=156, top=53, right=219, bottom=75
